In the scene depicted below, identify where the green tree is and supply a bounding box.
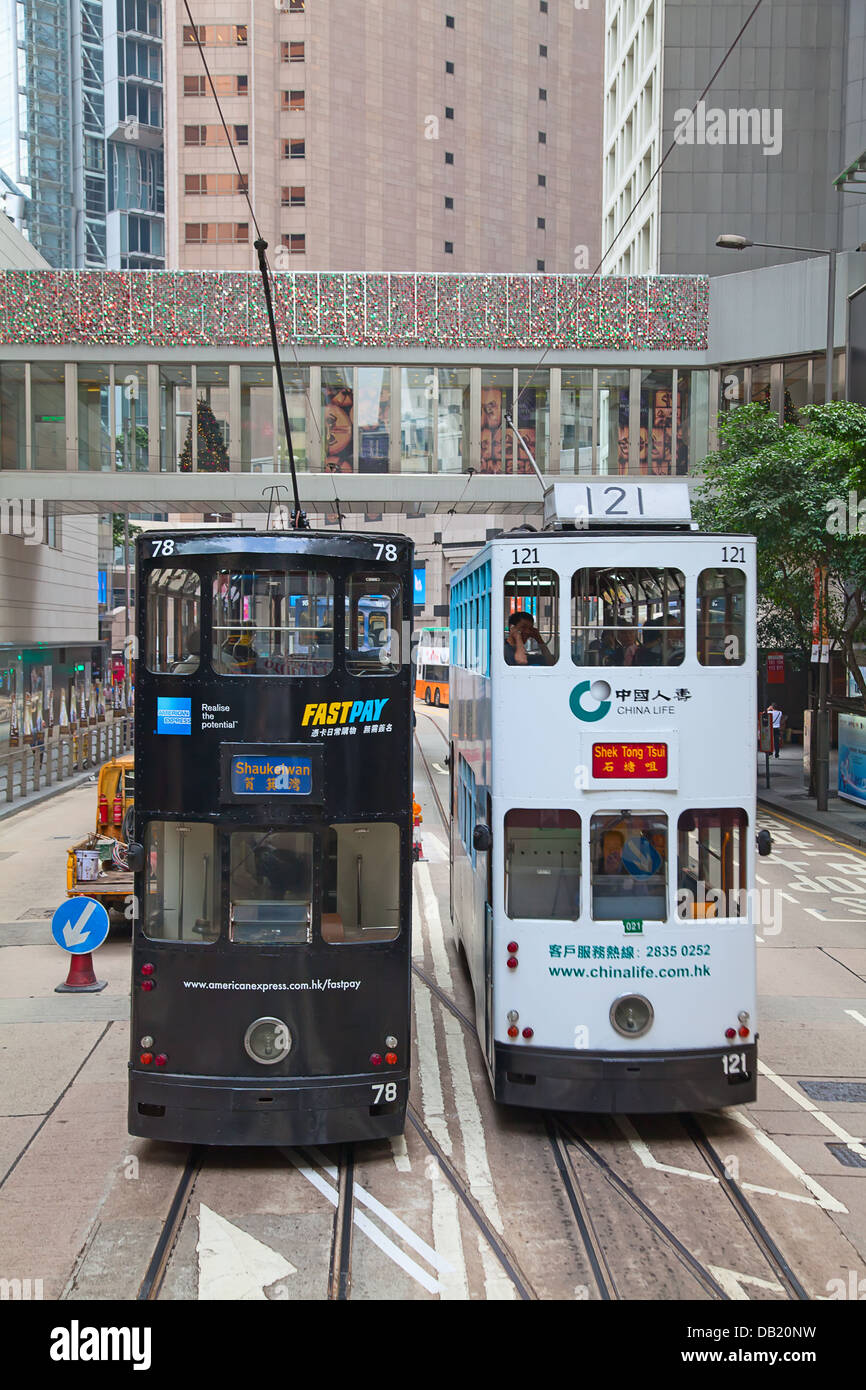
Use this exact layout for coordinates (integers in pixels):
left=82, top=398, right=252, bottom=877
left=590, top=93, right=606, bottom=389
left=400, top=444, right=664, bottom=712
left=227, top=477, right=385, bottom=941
left=112, top=514, right=142, bottom=550
left=694, top=401, right=866, bottom=710
left=179, top=399, right=230, bottom=473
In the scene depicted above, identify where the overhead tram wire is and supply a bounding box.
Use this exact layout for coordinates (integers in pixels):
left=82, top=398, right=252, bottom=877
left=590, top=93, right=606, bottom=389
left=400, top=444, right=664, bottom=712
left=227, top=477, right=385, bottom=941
left=183, top=1, right=344, bottom=530
left=512, top=0, right=766, bottom=419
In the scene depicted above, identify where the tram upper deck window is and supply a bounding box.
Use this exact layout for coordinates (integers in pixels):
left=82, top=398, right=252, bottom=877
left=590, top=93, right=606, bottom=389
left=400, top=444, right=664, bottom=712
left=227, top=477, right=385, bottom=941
left=229, top=831, right=313, bottom=944
left=505, top=809, right=580, bottom=920
left=697, top=569, right=746, bottom=666
left=212, top=570, right=334, bottom=676
left=146, top=568, right=201, bottom=674
left=677, top=809, right=747, bottom=919
left=503, top=568, right=558, bottom=666
left=590, top=813, right=667, bottom=921
left=345, top=574, right=402, bottom=675
left=144, top=822, right=218, bottom=942
left=321, top=823, right=400, bottom=943
left=572, top=569, right=685, bottom=667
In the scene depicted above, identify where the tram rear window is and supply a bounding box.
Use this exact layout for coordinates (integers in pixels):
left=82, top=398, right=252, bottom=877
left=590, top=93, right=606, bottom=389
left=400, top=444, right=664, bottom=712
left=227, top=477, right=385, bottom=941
left=146, top=569, right=201, bottom=674
left=229, top=831, right=313, bottom=944
left=144, top=822, right=218, bottom=942
left=697, top=569, right=746, bottom=665
left=503, top=568, right=559, bottom=665
left=212, top=570, right=334, bottom=676
left=572, top=568, right=684, bottom=667
left=505, top=810, right=580, bottom=920
left=321, top=823, right=400, bottom=943
left=345, top=575, right=402, bottom=675
left=590, top=813, right=667, bottom=921
left=677, top=809, right=747, bottom=919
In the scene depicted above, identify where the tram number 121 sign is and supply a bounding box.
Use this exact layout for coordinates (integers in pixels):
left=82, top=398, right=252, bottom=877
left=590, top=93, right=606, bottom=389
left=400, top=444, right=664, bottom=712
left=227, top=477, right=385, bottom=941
left=592, top=743, right=668, bottom=778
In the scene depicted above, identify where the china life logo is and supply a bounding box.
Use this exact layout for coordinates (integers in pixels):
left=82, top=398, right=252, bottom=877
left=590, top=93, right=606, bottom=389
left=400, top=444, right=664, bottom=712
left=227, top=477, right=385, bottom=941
left=569, top=680, right=612, bottom=723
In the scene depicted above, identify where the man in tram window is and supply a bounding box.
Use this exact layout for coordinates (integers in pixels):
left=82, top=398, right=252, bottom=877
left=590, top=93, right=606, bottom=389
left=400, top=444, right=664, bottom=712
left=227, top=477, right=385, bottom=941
left=587, top=628, right=624, bottom=666
left=171, top=627, right=200, bottom=674
left=504, top=611, right=555, bottom=666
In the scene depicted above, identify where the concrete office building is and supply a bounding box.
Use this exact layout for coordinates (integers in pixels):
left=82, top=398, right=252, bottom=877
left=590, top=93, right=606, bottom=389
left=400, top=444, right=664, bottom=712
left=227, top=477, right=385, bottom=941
left=603, top=0, right=866, bottom=277
left=165, top=0, right=602, bottom=273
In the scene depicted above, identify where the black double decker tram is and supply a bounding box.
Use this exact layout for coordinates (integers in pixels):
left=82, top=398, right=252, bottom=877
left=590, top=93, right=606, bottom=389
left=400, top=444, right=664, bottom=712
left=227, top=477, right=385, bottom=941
left=128, top=527, right=414, bottom=1146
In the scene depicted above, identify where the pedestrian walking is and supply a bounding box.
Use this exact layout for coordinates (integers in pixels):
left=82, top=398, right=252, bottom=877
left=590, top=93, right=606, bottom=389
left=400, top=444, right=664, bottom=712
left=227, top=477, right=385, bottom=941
left=767, top=703, right=783, bottom=758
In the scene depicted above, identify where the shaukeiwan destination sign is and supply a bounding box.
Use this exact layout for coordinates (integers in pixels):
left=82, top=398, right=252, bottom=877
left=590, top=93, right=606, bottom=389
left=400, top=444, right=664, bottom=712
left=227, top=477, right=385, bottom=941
left=230, top=754, right=312, bottom=796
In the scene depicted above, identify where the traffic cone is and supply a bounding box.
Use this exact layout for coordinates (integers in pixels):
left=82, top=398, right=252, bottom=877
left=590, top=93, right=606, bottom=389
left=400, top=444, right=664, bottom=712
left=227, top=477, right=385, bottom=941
left=55, top=951, right=107, bottom=992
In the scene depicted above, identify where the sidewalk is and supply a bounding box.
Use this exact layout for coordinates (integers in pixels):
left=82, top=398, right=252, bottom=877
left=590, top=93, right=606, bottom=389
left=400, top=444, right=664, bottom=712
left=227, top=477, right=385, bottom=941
left=756, top=743, right=866, bottom=850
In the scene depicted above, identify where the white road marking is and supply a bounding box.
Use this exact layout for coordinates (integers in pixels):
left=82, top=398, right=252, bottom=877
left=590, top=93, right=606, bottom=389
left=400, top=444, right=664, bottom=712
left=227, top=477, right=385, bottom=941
left=197, top=1204, right=296, bottom=1301
left=425, top=1154, right=470, bottom=1301
left=755, top=874, right=769, bottom=885
left=432, top=761, right=447, bottom=774
left=708, top=1265, right=785, bottom=1300
left=283, top=1149, right=446, bottom=1295
left=616, top=1115, right=843, bottom=1211
left=757, top=1060, right=866, bottom=1163
left=390, top=1135, right=411, bottom=1172
left=411, top=882, right=426, bottom=961
left=755, top=934, right=765, bottom=944
left=845, top=1009, right=866, bottom=1029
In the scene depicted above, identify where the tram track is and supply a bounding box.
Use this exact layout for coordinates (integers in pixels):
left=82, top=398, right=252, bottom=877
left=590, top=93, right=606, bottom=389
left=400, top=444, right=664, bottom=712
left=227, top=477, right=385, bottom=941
left=136, top=1145, right=204, bottom=1301
left=327, top=1144, right=355, bottom=1300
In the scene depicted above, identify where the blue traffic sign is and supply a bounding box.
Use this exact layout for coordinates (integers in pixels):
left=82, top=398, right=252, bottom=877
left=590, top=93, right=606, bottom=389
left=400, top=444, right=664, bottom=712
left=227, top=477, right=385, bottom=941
left=622, top=835, right=663, bottom=879
left=52, top=897, right=111, bottom=955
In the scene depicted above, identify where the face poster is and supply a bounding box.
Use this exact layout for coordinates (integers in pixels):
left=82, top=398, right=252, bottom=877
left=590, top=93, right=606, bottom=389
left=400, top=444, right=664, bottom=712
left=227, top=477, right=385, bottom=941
left=480, top=384, right=511, bottom=474
left=514, top=392, right=541, bottom=475
left=323, top=383, right=354, bottom=472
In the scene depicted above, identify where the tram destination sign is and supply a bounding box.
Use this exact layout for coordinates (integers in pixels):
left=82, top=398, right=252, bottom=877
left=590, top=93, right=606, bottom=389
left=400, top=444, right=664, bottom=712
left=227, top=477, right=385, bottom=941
left=544, top=481, right=691, bottom=529
left=220, top=744, right=322, bottom=804
left=592, top=742, right=669, bottom=778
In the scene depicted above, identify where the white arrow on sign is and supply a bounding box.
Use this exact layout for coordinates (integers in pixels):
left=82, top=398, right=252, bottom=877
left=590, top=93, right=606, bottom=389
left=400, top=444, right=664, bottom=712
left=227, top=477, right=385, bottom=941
left=197, top=1204, right=297, bottom=1300
left=708, top=1265, right=785, bottom=1300
left=63, top=899, right=97, bottom=948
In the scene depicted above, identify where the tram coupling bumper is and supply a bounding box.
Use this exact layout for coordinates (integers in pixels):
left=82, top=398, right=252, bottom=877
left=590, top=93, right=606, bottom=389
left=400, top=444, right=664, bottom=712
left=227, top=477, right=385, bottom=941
left=493, top=1043, right=757, bottom=1112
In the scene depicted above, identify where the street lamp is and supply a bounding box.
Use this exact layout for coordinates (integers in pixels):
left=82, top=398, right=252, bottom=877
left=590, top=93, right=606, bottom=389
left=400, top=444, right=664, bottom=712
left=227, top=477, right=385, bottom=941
left=715, top=232, right=837, bottom=812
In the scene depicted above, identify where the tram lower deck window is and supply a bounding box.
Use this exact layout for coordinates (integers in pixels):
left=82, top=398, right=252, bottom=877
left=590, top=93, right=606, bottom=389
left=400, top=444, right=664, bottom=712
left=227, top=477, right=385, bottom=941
left=144, top=822, right=218, bottom=942
left=590, top=813, right=667, bottom=920
left=572, top=568, right=684, bottom=667
left=697, top=569, right=746, bottom=665
left=230, top=831, right=313, bottom=944
left=505, top=810, right=580, bottom=920
left=321, top=823, right=400, bottom=943
left=146, top=568, right=201, bottom=674
left=677, top=809, right=747, bottom=918
left=213, top=569, right=334, bottom=676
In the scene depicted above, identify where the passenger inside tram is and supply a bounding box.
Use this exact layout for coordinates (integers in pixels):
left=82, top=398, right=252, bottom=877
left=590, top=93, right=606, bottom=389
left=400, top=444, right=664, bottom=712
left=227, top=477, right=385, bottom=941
left=504, top=611, right=556, bottom=666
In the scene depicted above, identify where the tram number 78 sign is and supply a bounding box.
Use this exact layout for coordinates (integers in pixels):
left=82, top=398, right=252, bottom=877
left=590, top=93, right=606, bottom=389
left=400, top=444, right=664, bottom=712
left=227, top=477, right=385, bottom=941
left=592, top=742, right=668, bottom=778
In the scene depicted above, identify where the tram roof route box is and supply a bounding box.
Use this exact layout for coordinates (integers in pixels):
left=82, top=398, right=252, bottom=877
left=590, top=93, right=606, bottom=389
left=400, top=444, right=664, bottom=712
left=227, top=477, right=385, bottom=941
left=219, top=743, right=324, bottom=806
left=543, top=481, right=693, bottom=531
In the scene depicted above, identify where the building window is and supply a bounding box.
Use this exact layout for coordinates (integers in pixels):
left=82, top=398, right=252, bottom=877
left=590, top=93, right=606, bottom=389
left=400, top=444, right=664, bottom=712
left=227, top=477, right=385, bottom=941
left=185, top=222, right=249, bottom=244
left=183, top=124, right=248, bottom=146
left=539, top=88, right=547, bottom=100
left=185, top=173, right=248, bottom=195
left=282, top=41, right=304, bottom=61
left=537, top=217, right=545, bottom=229
left=282, top=90, right=305, bottom=111
left=538, top=130, right=546, bottom=144
left=446, top=13, right=454, bottom=26
left=281, top=233, right=306, bottom=254
left=284, top=139, right=305, bottom=158
left=182, top=24, right=247, bottom=45
left=540, top=0, right=548, bottom=11
left=538, top=173, right=546, bottom=186
left=183, top=74, right=247, bottom=97
left=444, top=241, right=453, bottom=254
left=281, top=185, right=305, bottom=206
left=288, top=0, right=304, bottom=10
left=537, top=260, right=545, bottom=271
left=445, top=106, right=454, bottom=119
left=539, top=43, right=547, bottom=56
left=446, top=60, right=454, bottom=73
left=445, top=151, right=454, bottom=164
left=444, top=195, right=454, bottom=209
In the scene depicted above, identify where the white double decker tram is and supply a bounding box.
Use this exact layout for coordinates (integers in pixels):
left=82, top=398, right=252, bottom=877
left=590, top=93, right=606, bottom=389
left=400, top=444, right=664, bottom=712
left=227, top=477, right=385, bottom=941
left=449, top=481, right=764, bottom=1112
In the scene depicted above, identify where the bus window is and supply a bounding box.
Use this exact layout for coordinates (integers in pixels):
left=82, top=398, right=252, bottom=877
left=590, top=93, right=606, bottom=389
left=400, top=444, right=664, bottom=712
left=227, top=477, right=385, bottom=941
left=229, top=831, right=313, bottom=943
left=321, top=823, right=400, bottom=943
left=144, top=822, right=218, bottom=942
left=212, top=570, right=334, bottom=676
left=146, top=569, right=201, bottom=674
left=503, top=568, right=559, bottom=665
left=345, top=574, right=402, bottom=675
left=677, top=809, right=747, bottom=919
left=590, top=813, right=667, bottom=921
left=505, top=809, right=580, bottom=920
left=697, top=569, right=746, bottom=665
left=572, top=568, right=685, bottom=667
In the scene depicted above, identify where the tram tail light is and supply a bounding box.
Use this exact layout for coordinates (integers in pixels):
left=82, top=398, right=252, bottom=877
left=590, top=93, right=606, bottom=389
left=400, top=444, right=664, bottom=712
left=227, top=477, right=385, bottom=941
left=506, top=956, right=518, bottom=970
left=154, top=1054, right=167, bottom=1067
left=522, top=1027, right=534, bottom=1040
left=140, top=1052, right=153, bottom=1065
left=141, top=963, right=154, bottom=976
left=725, top=1028, right=736, bottom=1039
left=507, top=941, right=519, bottom=953
left=738, top=1026, right=750, bottom=1038
left=369, top=1053, right=382, bottom=1067
left=385, top=1052, right=398, bottom=1066
left=507, top=1026, right=519, bottom=1039
left=141, top=980, right=155, bottom=992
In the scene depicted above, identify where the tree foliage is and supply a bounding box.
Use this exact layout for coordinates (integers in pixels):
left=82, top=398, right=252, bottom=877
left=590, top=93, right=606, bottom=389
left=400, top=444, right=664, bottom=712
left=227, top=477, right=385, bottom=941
left=694, top=402, right=866, bottom=708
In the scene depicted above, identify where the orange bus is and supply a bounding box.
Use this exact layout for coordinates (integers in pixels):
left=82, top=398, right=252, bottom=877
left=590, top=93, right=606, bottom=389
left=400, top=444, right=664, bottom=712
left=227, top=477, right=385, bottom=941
left=415, top=628, right=449, bottom=707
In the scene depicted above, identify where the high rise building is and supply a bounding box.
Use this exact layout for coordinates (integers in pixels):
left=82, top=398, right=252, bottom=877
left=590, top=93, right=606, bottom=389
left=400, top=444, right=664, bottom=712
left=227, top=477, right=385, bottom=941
left=0, top=0, right=165, bottom=267
left=165, top=0, right=603, bottom=272
left=602, top=0, right=866, bottom=277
